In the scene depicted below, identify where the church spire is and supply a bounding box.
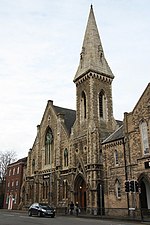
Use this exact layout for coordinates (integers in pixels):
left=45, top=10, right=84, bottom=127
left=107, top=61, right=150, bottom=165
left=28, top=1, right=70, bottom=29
left=74, top=5, right=114, bottom=82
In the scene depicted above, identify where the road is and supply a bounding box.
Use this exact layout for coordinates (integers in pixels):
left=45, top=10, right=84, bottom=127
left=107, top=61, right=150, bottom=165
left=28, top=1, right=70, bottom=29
left=0, top=210, right=143, bottom=225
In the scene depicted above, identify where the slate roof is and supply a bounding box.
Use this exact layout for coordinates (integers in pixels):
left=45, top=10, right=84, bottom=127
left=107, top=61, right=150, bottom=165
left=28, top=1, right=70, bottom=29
left=54, top=105, right=76, bottom=134
left=8, top=157, right=27, bottom=167
left=116, top=120, right=123, bottom=127
left=102, top=124, right=124, bottom=144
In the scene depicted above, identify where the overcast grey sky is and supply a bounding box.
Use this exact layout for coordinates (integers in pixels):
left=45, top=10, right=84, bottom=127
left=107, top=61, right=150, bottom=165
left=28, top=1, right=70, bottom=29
left=0, top=0, right=149, bottom=159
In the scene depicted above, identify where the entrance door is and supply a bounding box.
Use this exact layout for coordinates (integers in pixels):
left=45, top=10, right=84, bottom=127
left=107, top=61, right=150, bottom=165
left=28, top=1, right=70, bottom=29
left=74, top=175, right=86, bottom=210
left=140, top=180, right=148, bottom=209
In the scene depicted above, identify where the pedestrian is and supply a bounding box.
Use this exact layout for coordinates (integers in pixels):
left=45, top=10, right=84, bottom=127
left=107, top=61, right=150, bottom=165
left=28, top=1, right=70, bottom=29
left=75, top=202, right=79, bottom=216
left=70, top=201, right=74, bottom=215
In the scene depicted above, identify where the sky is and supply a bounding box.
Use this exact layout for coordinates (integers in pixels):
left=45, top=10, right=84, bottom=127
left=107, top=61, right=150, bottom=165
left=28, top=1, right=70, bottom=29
left=0, top=0, right=149, bottom=160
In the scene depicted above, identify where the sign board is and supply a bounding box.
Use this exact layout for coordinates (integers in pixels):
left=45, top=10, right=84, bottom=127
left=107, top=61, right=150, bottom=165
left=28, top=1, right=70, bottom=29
left=43, top=174, right=50, bottom=179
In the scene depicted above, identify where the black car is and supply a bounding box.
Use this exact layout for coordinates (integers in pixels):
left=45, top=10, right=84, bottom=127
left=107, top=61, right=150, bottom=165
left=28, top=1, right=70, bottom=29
left=28, top=203, right=55, bottom=217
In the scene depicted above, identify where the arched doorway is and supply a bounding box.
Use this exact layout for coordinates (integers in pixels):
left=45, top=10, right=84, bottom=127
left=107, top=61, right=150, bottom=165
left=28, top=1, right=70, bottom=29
left=139, top=177, right=150, bottom=209
left=74, top=175, right=86, bottom=210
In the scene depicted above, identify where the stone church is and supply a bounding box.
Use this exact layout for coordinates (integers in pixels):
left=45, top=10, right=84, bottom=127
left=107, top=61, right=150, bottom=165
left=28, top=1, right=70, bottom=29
left=21, top=5, right=150, bottom=216
left=102, top=82, right=150, bottom=217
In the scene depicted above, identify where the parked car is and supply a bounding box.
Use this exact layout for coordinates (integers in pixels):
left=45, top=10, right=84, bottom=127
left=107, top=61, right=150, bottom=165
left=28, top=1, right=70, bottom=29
left=28, top=203, right=55, bottom=218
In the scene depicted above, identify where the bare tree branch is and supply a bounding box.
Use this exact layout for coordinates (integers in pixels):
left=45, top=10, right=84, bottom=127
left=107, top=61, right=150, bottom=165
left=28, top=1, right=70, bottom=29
left=0, top=150, right=17, bottom=179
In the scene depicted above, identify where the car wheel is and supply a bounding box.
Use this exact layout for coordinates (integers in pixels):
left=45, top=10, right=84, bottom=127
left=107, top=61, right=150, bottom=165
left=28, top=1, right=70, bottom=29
left=38, top=211, right=41, bottom=217
left=28, top=211, right=32, bottom=217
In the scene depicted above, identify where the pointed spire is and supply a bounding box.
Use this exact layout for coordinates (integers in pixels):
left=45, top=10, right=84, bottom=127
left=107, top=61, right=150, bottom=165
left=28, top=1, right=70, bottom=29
left=74, top=5, right=114, bottom=82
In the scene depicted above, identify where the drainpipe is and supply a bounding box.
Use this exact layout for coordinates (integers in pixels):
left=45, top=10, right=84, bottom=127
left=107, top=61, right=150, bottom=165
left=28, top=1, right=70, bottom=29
left=124, top=112, right=133, bottom=216
left=123, top=137, right=130, bottom=215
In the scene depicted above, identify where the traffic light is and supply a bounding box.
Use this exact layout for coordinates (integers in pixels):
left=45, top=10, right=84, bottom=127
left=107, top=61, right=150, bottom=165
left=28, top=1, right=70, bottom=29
left=135, top=181, right=139, bottom=192
left=125, top=180, right=139, bottom=193
left=125, top=181, right=130, bottom=192
left=130, top=180, right=135, bottom=192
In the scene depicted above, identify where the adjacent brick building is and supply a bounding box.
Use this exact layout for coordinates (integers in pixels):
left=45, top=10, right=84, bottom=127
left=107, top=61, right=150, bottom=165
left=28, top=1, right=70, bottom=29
left=0, top=177, right=5, bottom=208
left=3, top=157, right=27, bottom=209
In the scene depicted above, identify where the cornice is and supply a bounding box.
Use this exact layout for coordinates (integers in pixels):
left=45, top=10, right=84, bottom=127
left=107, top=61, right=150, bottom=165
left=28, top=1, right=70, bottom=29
left=75, top=71, right=113, bottom=86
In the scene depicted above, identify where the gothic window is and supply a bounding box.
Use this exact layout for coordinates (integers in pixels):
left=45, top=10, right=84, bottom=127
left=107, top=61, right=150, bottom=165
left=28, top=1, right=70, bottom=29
left=99, top=90, right=104, bottom=118
left=32, top=159, right=35, bottom=174
left=66, top=181, right=68, bottom=198
left=63, top=180, right=68, bottom=199
left=29, top=185, right=33, bottom=199
left=63, top=180, right=65, bottom=199
left=64, top=148, right=68, bottom=167
left=42, top=181, right=48, bottom=200
left=83, top=146, right=87, bottom=152
left=45, top=127, right=53, bottom=165
left=114, top=150, right=119, bottom=166
left=140, top=121, right=149, bottom=155
left=42, top=182, right=45, bottom=199
left=46, top=181, right=48, bottom=199
left=81, top=91, right=87, bottom=120
left=115, top=179, right=121, bottom=198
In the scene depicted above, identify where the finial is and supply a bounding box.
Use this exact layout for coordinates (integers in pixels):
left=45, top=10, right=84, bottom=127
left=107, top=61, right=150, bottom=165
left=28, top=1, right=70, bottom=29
left=91, top=4, right=93, bottom=9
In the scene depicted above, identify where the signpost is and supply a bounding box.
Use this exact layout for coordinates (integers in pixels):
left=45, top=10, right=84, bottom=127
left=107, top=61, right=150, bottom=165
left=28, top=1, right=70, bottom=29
left=125, top=180, right=139, bottom=214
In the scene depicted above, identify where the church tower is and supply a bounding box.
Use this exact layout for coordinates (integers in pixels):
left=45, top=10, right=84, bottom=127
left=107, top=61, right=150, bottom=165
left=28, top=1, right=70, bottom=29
left=71, top=5, right=116, bottom=210
left=74, top=5, right=115, bottom=136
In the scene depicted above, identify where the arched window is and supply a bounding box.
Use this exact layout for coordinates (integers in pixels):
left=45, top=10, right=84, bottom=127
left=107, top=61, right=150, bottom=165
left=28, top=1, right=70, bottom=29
left=45, top=181, right=48, bottom=200
left=64, top=148, right=68, bottom=167
left=99, top=90, right=106, bottom=119
left=45, top=127, right=53, bottom=165
left=42, top=182, right=45, bottom=199
left=140, top=121, right=149, bottom=155
left=66, top=181, right=68, bottom=199
left=63, top=180, right=68, bottom=199
left=29, top=184, right=33, bottom=199
left=32, top=159, right=35, bottom=174
left=115, top=179, right=121, bottom=198
left=81, top=91, right=87, bottom=120
left=114, top=150, right=119, bottom=166
left=63, top=180, right=65, bottom=199
left=42, top=181, right=48, bottom=200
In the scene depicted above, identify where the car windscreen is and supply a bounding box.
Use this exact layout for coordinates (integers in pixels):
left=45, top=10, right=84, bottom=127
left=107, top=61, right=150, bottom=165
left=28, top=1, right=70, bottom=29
left=40, top=205, right=53, bottom=210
